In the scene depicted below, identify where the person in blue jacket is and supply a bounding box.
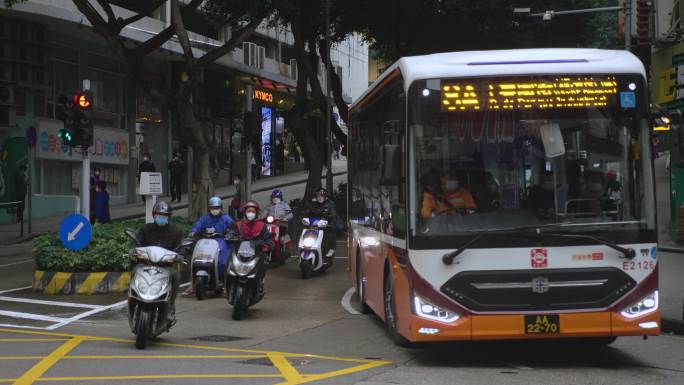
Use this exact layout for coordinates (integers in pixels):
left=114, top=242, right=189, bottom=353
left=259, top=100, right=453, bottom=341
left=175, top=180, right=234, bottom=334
left=190, top=196, right=236, bottom=282
left=94, top=181, right=111, bottom=224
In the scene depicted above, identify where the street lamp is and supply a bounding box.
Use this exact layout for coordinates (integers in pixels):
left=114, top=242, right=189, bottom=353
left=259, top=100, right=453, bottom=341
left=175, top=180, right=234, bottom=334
left=513, top=4, right=629, bottom=49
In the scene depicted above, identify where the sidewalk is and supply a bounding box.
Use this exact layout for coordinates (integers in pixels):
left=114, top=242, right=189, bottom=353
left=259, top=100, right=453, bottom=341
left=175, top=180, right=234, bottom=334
left=0, top=159, right=347, bottom=245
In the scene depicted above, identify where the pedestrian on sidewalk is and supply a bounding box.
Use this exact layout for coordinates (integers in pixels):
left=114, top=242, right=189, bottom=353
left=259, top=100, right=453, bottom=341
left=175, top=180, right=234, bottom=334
left=14, top=164, right=27, bottom=223
left=138, top=153, right=155, bottom=203
left=230, top=174, right=247, bottom=220
left=168, top=152, right=184, bottom=202
left=251, top=154, right=259, bottom=182
left=89, top=168, right=101, bottom=223
left=333, top=139, right=340, bottom=160
left=94, top=181, right=111, bottom=224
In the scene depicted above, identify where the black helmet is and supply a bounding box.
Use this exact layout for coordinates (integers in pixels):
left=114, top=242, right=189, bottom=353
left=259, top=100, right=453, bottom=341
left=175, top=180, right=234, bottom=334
left=314, top=187, right=328, bottom=201
left=152, top=200, right=172, bottom=216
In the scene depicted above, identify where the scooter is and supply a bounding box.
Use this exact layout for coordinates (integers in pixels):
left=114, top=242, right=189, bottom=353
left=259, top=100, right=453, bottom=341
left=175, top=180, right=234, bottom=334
left=297, top=217, right=333, bottom=279
left=264, top=215, right=291, bottom=265
left=124, top=229, right=191, bottom=350
left=225, top=233, right=267, bottom=320
left=190, top=228, right=231, bottom=300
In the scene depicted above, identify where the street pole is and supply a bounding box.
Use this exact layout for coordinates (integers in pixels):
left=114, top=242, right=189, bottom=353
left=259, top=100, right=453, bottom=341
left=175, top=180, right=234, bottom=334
left=324, top=0, right=333, bottom=193
left=624, top=0, right=632, bottom=51
left=246, top=84, right=253, bottom=200
left=81, top=150, right=90, bottom=220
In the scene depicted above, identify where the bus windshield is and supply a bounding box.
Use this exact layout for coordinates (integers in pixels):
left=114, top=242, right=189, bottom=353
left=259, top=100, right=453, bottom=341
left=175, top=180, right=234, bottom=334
left=409, top=75, right=655, bottom=241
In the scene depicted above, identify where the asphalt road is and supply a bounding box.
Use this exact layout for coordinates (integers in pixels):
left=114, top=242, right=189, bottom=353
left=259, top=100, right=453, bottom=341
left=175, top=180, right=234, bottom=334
left=2, top=176, right=684, bottom=384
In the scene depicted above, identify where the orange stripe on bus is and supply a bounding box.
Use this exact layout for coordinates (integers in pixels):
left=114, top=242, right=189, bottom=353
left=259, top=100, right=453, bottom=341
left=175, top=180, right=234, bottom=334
left=350, top=69, right=401, bottom=114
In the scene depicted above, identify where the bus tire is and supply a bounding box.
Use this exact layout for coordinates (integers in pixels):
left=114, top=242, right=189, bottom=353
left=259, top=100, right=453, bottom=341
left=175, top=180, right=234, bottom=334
left=384, top=268, right=412, bottom=347
left=356, top=251, right=371, bottom=314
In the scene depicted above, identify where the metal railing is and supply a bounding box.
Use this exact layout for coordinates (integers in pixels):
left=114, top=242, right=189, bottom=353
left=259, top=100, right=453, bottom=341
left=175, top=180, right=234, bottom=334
left=0, top=201, right=26, bottom=237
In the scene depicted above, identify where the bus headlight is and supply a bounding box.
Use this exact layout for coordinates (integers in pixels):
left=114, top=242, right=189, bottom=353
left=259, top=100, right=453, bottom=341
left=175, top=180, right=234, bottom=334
left=414, top=295, right=460, bottom=323
left=620, top=290, right=658, bottom=319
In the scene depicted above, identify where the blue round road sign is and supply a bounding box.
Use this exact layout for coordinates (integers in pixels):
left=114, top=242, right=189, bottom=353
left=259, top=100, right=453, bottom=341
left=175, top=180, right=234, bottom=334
left=59, top=214, right=92, bottom=251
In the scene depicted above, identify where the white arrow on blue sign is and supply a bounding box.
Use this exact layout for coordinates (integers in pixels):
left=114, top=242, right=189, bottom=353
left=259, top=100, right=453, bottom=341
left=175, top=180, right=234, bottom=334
left=59, top=214, right=92, bottom=251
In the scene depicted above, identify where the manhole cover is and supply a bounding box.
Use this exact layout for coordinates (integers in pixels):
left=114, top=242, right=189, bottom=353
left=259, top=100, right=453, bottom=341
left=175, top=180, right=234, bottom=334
left=240, top=358, right=311, bottom=367
left=189, top=335, right=247, bottom=342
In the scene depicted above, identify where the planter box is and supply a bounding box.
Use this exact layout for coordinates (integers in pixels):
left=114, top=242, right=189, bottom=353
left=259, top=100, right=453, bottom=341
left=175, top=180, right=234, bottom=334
left=32, top=270, right=130, bottom=295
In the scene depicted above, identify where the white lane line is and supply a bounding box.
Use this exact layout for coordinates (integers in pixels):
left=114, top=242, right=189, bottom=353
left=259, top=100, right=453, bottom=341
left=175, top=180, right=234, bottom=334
left=0, top=286, right=32, bottom=294
left=0, top=296, right=103, bottom=309
left=0, top=323, right=49, bottom=330
left=0, top=259, right=33, bottom=268
left=341, top=287, right=360, bottom=315
left=0, top=310, right=69, bottom=323
left=47, top=299, right=128, bottom=330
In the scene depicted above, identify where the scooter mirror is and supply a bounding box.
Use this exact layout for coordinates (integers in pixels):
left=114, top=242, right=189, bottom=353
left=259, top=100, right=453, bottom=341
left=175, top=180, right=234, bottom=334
left=124, top=229, right=138, bottom=242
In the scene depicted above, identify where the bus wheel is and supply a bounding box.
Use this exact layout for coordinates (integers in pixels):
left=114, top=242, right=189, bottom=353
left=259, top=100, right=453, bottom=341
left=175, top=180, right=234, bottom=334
left=356, top=252, right=371, bottom=314
left=384, top=269, right=412, bottom=347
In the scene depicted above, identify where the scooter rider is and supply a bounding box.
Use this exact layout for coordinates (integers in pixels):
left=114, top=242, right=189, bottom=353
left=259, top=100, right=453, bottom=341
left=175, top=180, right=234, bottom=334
left=189, top=197, right=236, bottom=283
left=261, top=189, right=293, bottom=222
left=300, top=188, right=337, bottom=258
left=235, top=201, right=275, bottom=293
left=135, top=201, right=183, bottom=322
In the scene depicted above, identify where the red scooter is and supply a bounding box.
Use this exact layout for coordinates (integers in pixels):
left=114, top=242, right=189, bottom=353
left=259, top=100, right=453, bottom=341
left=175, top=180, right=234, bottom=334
left=264, top=215, right=291, bottom=265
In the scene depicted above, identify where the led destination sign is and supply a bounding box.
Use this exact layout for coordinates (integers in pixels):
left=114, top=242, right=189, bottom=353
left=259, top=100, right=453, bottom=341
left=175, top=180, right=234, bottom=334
left=440, top=76, right=626, bottom=111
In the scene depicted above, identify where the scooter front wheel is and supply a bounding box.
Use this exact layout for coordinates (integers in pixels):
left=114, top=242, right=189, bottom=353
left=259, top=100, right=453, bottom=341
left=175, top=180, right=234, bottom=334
left=300, top=259, right=313, bottom=279
left=196, top=277, right=206, bottom=301
left=135, top=308, right=151, bottom=350
left=232, top=285, right=246, bottom=320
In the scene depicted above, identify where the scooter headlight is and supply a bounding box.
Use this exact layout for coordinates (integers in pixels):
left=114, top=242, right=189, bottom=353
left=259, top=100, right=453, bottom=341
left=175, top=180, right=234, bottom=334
left=414, top=295, right=460, bottom=323
left=302, top=236, right=316, bottom=248
left=620, top=290, right=659, bottom=319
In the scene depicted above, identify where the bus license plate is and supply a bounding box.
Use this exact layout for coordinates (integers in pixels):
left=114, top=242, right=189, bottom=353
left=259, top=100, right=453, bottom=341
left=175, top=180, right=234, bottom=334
left=524, top=314, right=560, bottom=334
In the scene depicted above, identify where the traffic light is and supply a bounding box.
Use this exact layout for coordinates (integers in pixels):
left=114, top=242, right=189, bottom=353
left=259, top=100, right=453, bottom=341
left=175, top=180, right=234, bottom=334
left=57, top=128, right=74, bottom=146
left=73, top=91, right=93, bottom=148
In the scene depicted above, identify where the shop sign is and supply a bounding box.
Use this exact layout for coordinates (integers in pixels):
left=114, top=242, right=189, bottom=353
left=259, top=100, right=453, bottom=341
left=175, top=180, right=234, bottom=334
left=254, top=89, right=273, bottom=103
left=36, top=119, right=129, bottom=165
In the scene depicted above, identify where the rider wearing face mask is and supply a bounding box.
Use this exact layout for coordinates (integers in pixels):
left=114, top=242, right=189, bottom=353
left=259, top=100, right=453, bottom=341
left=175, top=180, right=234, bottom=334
left=261, top=189, right=293, bottom=222
left=420, top=172, right=477, bottom=219
left=237, top=201, right=275, bottom=250
left=190, top=196, right=237, bottom=266
left=136, top=201, right=183, bottom=322
left=300, top=188, right=337, bottom=257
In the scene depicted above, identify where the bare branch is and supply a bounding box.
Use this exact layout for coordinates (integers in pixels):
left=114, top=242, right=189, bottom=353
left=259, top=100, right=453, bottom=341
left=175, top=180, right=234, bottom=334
left=193, top=18, right=262, bottom=70
left=129, top=25, right=175, bottom=62
left=171, top=0, right=194, bottom=63
left=117, top=0, right=167, bottom=29
left=317, top=39, right=348, bottom=123
left=72, top=0, right=131, bottom=61
left=95, top=0, right=116, bottom=23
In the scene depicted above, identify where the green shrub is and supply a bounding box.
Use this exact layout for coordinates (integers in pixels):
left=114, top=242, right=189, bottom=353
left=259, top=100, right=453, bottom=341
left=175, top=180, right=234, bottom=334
left=32, top=217, right=192, bottom=272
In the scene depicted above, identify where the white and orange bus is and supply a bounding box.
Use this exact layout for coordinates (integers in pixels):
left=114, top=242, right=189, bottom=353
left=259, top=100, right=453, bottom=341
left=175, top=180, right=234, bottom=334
left=347, top=49, right=659, bottom=345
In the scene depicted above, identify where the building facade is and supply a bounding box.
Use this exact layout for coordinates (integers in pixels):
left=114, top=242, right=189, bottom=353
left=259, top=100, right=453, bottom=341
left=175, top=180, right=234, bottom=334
left=0, top=0, right=369, bottom=223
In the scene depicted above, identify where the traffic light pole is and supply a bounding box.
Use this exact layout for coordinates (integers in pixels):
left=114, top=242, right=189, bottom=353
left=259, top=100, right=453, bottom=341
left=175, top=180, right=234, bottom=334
left=81, top=150, right=90, bottom=221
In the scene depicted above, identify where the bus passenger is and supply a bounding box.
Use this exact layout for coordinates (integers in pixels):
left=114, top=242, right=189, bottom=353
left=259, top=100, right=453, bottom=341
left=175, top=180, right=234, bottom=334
left=421, top=172, right=477, bottom=219
left=522, top=172, right=555, bottom=220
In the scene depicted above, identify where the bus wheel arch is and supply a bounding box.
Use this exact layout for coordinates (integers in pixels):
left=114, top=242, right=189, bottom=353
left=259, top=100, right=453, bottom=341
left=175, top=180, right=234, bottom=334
left=383, top=259, right=412, bottom=347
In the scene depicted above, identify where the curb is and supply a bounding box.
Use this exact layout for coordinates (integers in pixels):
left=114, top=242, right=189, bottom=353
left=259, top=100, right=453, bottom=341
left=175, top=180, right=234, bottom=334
left=32, top=270, right=131, bottom=295
left=113, top=171, right=347, bottom=223
left=662, top=317, right=684, bottom=335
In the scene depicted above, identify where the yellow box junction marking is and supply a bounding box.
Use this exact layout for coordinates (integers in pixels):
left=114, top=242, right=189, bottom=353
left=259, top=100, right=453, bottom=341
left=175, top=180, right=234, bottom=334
left=0, top=328, right=391, bottom=384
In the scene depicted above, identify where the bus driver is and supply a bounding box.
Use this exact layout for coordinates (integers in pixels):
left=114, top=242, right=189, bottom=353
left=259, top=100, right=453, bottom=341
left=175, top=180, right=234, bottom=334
left=421, top=172, right=477, bottom=219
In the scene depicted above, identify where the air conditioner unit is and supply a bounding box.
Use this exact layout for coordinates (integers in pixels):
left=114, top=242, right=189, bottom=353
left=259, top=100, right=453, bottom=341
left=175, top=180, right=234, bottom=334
left=243, top=42, right=257, bottom=67
left=289, top=59, right=298, bottom=80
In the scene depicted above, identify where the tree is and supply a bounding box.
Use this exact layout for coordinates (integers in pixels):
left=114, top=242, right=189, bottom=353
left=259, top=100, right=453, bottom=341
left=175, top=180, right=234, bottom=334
left=5, top=0, right=264, bottom=217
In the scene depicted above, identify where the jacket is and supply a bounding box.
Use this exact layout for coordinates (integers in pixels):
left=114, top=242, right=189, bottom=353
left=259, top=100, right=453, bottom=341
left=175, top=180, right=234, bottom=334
left=262, top=201, right=293, bottom=221
left=300, top=199, right=336, bottom=221
left=237, top=220, right=274, bottom=250
left=137, top=222, right=183, bottom=251
left=192, top=212, right=236, bottom=235
left=420, top=188, right=477, bottom=219
left=138, top=160, right=155, bottom=179
left=168, top=159, right=184, bottom=178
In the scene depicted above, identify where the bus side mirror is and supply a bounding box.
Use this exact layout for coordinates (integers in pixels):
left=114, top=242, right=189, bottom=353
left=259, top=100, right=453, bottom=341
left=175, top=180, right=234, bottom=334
left=380, top=144, right=402, bottom=185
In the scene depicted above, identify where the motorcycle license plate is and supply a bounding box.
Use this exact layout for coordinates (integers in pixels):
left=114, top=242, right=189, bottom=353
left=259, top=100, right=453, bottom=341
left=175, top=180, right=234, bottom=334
left=524, top=314, right=560, bottom=334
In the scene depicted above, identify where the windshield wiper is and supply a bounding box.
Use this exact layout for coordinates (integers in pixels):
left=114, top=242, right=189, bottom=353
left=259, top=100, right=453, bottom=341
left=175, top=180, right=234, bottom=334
left=442, top=224, right=637, bottom=265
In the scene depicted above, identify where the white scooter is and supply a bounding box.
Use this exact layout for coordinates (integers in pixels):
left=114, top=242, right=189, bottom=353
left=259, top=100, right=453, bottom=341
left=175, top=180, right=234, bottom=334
left=191, top=229, right=229, bottom=300
left=125, top=229, right=191, bottom=350
left=298, top=217, right=333, bottom=279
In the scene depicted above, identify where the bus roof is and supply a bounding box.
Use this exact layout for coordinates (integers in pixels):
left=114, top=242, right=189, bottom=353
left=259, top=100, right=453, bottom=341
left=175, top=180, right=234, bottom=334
left=351, top=48, right=646, bottom=112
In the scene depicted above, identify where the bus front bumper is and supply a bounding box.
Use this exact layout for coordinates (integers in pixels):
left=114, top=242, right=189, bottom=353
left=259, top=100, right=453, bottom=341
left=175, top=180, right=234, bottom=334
left=408, top=310, right=661, bottom=342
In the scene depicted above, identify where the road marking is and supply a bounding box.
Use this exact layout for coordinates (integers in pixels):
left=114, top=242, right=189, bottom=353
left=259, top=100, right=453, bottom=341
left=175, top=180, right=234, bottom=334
left=0, top=338, right=68, bottom=342
left=0, top=311, right=68, bottom=323
left=0, top=286, right=31, bottom=294
left=64, top=354, right=267, bottom=359
left=46, top=299, right=128, bottom=330
left=13, top=336, right=85, bottom=385
left=280, top=360, right=389, bottom=385
left=32, top=374, right=284, bottom=382
left=269, top=352, right=304, bottom=383
left=0, top=296, right=102, bottom=309
left=341, top=287, right=361, bottom=315
left=0, top=259, right=32, bottom=268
